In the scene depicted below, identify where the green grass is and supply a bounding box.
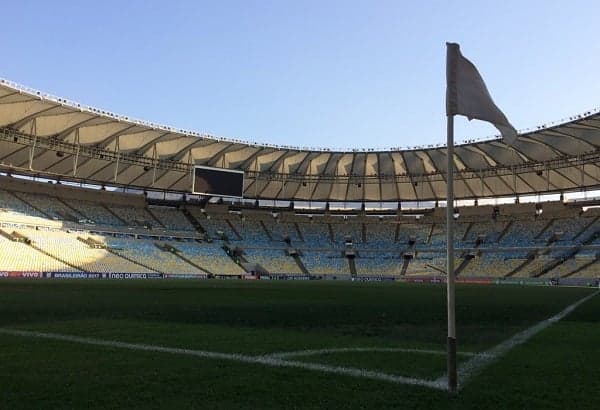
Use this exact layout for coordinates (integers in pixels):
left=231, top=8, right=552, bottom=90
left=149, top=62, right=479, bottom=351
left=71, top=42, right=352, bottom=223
left=0, top=279, right=597, bottom=409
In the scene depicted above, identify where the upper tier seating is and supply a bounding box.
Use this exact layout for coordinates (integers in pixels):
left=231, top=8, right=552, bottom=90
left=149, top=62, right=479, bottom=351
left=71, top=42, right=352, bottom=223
left=296, top=222, right=332, bottom=247
left=264, top=220, right=301, bottom=243
left=108, top=206, right=159, bottom=228
left=331, top=222, right=363, bottom=244
left=190, top=210, right=240, bottom=240
left=148, top=206, right=194, bottom=231
left=63, top=199, right=125, bottom=226
left=364, top=222, right=396, bottom=248
left=12, top=192, right=85, bottom=222
left=0, top=189, right=47, bottom=219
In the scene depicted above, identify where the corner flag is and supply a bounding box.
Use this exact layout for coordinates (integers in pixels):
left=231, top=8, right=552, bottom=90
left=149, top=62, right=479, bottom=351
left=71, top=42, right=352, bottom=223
left=446, top=42, right=517, bottom=144
left=444, top=43, right=517, bottom=394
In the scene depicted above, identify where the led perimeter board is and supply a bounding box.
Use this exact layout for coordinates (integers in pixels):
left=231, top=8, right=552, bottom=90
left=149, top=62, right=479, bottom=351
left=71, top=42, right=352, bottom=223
left=192, top=165, right=244, bottom=198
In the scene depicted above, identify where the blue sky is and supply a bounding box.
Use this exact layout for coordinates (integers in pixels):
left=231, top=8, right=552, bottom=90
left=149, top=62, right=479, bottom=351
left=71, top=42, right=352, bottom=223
left=2, top=1, right=600, bottom=149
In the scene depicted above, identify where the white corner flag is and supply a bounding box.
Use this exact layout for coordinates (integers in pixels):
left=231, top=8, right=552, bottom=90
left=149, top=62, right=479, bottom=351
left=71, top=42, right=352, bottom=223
left=446, top=42, right=517, bottom=144
left=443, top=42, right=517, bottom=394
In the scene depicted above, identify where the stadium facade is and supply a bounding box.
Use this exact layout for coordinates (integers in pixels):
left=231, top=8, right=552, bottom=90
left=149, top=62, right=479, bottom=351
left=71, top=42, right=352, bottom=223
left=0, top=78, right=599, bottom=284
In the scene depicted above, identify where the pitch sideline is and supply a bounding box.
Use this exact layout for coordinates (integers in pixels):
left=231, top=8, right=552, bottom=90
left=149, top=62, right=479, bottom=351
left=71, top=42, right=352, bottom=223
left=0, top=290, right=596, bottom=392
left=0, top=327, right=446, bottom=391
left=435, top=289, right=599, bottom=389
left=265, top=346, right=482, bottom=359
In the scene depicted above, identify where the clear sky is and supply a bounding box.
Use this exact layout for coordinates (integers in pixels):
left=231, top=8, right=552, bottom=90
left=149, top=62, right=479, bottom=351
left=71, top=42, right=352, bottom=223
left=2, top=0, right=600, bottom=149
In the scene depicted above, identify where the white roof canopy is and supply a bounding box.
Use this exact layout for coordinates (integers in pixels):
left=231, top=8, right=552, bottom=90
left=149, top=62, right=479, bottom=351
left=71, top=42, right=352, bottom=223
left=1, top=78, right=599, bottom=202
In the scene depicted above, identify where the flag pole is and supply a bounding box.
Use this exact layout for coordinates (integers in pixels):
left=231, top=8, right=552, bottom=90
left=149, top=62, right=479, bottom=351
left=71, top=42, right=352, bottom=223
left=446, top=112, right=457, bottom=394
left=444, top=41, right=517, bottom=393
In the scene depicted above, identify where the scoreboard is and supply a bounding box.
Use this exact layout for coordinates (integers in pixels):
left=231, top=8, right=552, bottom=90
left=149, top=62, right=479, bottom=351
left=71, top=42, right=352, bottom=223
left=192, top=165, right=244, bottom=198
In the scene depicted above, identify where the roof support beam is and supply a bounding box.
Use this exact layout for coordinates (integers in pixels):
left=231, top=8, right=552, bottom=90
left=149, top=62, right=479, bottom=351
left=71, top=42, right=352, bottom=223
left=237, top=148, right=273, bottom=172
left=171, top=139, right=222, bottom=162
left=73, top=129, right=80, bottom=177
left=10, top=105, right=61, bottom=130
left=540, top=129, right=598, bottom=149
left=0, top=91, right=23, bottom=104
left=134, top=132, right=173, bottom=155
left=54, top=116, right=100, bottom=141
left=421, top=151, right=440, bottom=200
left=113, top=135, right=120, bottom=183
left=400, top=152, right=419, bottom=201
left=28, top=119, right=37, bottom=170
left=343, top=154, right=357, bottom=202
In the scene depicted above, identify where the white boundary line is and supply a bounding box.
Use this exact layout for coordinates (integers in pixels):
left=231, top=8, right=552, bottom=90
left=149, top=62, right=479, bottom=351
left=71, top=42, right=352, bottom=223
left=265, top=346, right=481, bottom=359
left=0, top=290, right=595, bottom=392
left=435, top=290, right=599, bottom=389
left=0, top=328, right=445, bottom=391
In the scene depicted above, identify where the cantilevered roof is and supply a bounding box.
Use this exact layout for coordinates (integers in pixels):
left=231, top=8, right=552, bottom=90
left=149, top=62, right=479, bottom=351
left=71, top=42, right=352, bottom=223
left=0, top=78, right=599, bottom=202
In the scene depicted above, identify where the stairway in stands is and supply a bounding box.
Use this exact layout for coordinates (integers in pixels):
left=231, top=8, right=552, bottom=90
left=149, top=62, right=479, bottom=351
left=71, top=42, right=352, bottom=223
left=347, top=255, right=357, bottom=277
left=106, top=248, right=163, bottom=274
left=292, top=254, right=310, bottom=275
left=181, top=207, right=207, bottom=234
left=226, top=219, right=243, bottom=240
left=505, top=250, right=538, bottom=277
left=536, top=222, right=600, bottom=278
left=155, top=242, right=213, bottom=275
left=455, top=254, right=474, bottom=276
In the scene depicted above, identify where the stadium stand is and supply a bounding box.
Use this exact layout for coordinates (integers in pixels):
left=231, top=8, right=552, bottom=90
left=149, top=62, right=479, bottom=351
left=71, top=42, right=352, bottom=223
left=300, top=250, right=348, bottom=275
left=331, top=221, right=363, bottom=244
left=243, top=248, right=302, bottom=274
left=296, top=220, right=332, bottom=247
left=103, top=237, right=199, bottom=274
left=0, top=188, right=50, bottom=221
left=62, top=199, right=126, bottom=226
left=264, top=219, right=301, bottom=243
left=108, top=205, right=162, bottom=228
left=12, top=192, right=84, bottom=222
left=147, top=206, right=195, bottom=231
left=354, top=252, right=403, bottom=276
left=0, top=177, right=599, bottom=281
left=176, top=243, right=246, bottom=275
left=0, top=231, right=74, bottom=272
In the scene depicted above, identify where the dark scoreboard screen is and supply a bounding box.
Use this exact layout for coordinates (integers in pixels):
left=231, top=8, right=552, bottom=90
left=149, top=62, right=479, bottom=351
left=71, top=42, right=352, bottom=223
left=192, top=166, right=244, bottom=198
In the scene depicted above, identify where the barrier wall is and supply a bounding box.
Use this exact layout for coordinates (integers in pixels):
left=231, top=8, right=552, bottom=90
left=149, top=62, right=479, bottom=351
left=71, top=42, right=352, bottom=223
left=0, top=271, right=598, bottom=287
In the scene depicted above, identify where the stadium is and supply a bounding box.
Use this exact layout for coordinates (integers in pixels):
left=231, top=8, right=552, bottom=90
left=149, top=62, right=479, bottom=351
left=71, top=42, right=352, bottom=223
left=0, top=72, right=599, bottom=408
left=1, top=77, right=600, bottom=283
left=3, top=4, right=600, bottom=406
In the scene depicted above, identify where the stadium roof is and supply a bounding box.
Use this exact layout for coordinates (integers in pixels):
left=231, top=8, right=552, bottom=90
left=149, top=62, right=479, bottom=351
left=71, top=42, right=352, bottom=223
left=1, top=78, right=600, bottom=202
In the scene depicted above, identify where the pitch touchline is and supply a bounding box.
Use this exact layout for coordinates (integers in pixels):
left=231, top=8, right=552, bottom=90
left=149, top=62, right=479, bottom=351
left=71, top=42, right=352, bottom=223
left=265, top=346, right=482, bottom=359
left=2, top=290, right=595, bottom=393
left=0, top=328, right=446, bottom=391
left=435, top=290, right=599, bottom=390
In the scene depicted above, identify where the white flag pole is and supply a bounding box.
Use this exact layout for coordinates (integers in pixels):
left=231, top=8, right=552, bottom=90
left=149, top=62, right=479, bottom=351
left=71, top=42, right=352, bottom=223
left=445, top=41, right=518, bottom=393
left=445, top=42, right=458, bottom=394
left=446, top=113, right=457, bottom=394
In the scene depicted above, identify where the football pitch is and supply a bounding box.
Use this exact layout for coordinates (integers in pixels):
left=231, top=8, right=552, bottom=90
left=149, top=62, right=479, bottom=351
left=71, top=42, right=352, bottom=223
left=0, top=279, right=598, bottom=409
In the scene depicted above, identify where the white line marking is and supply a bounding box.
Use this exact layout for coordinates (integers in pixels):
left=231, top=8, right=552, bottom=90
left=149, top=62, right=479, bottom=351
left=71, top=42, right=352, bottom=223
left=0, top=328, right=446, bottom=391
left=436, top=290, right=599, bottom=390
left=265, top=346, right=481, bottom=359
left=7, top=291, right=593, bottom=393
